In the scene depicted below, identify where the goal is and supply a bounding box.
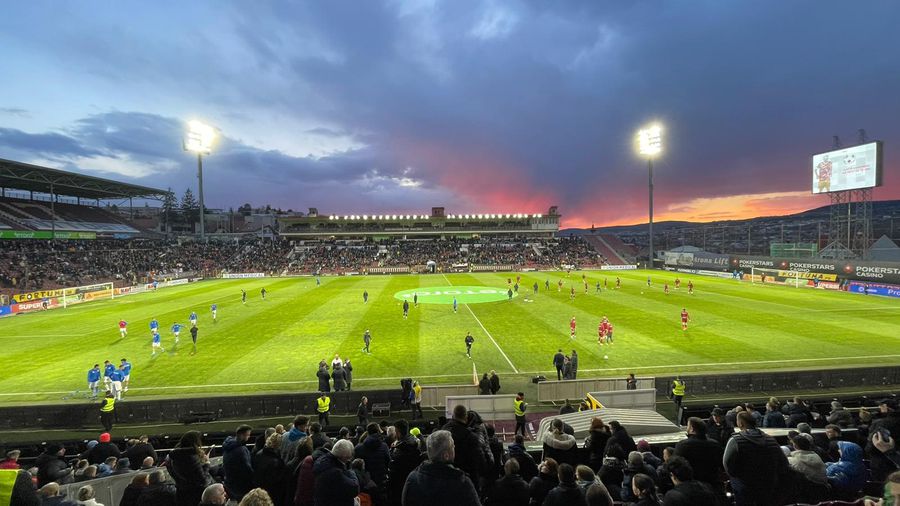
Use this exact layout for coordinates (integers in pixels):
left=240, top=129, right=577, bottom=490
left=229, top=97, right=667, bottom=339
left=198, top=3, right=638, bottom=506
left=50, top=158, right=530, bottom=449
left=750, top=267, right=802, bottom=288
left=61, top=282, right=115, bottom=308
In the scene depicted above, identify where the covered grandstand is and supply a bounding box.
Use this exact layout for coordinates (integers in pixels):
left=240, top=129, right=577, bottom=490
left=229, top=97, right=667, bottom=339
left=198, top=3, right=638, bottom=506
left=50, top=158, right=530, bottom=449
left=0, top=158, right=167, bottom=237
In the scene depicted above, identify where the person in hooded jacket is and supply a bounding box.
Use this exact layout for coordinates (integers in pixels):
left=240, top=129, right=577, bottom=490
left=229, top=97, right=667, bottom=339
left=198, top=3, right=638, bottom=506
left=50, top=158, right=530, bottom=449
left=605, top=421, right=636, bottom=456
left=402, top=430, right=480, bottom=506
left=252, top=433, right=286, bottom=506
left=167, top=431, right=214, bottom=506
left=332, top=364, right=347, bottom=392
left=36, top=445, right=72, bottom=487
left=354, top=423, right=391, bottom=487
left=222, top=425, right=254, bottom=502
left=507, top=434, right=538, bottom=482
left=585, top=417, right=612, bottom=472
left=528, top=458, right=559, bottom=506
left=293, top=444, right=328, bottom=506
left=723, top=411, right=789, bottom=506
left=826, top=440, right=866, bottom=497
left=620, top=451, right=658, bottom=502
left=541, top=419, right=578, bottom=467
left=313, top=440, right=359, bottom=506
left=541, top=463, right=587, bottom=506
left=484, top=459, right=529, bottom=506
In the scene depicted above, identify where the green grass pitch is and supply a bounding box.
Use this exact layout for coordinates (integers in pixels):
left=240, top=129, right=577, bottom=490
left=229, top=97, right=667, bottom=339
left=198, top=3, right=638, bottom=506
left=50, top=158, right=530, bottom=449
left=0, top=270, right=897, bottom=404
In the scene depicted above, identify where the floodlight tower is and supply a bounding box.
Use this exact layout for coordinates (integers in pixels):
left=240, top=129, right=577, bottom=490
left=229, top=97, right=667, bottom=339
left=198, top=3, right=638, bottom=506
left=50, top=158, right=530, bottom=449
left=184, top=120, right=216, bottom=241
left=638, top=124, right=663, bottom=267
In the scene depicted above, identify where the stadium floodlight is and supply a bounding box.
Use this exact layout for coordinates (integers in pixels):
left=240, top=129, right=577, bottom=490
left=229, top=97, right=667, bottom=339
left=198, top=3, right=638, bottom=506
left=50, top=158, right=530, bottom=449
left=637, top=123, right=663, bottom=268
left=183, top=120, right=217, bottom=241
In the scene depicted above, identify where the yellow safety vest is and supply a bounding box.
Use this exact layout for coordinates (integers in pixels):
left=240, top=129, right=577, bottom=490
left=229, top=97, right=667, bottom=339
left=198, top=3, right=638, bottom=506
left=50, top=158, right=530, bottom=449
left=100, top=398, right=116, bottom=412
left=672, top=380, right=685, bottom=396
left=0, top=469, right=18, bottom=506
left=413, top=384, right=421, bottom=401
left=514, top=399, right=526, bottom=417
left=317, top=397, right=330, bottom=413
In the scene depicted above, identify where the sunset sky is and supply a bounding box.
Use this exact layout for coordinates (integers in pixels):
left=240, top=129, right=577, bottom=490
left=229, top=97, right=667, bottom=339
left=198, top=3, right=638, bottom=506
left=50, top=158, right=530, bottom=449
left=1, top=1, right=898, bottom=228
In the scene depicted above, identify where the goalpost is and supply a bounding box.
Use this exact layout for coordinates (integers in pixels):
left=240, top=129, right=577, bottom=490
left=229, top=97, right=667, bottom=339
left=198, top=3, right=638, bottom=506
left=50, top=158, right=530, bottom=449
left=750, top=267, right=802, bottom=288
left=61, top=282, right=115, bottom=308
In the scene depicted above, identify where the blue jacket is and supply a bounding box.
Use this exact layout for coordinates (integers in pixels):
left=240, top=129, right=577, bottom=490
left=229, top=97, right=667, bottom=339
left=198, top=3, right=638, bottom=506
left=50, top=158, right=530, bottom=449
left=222, top=436, right=254, bottom=500
left=826, top=441, right=866, bottom=493
left=313, top=451, right=359, bottom=506
left=109, top=369, right=123, bottom=382
left=354, top=435, right=391, bottom=485
left=88, top=368, right=101, bottom=382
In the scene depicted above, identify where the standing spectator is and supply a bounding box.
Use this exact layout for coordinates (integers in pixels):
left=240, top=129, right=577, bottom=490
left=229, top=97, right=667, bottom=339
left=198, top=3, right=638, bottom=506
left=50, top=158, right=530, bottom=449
left=1, top=469, right=40, bottom=506
left=489, top=371, right=501, bottom=395
left=357, top=397, right=370, bottom=427
left=441, top=405, right=485, bottom=484
left=542, top=463, right=586, bottom=506
left=670, top=377, right=685, bottom=411
left=412, top=381, right=423, bottom=419
left=402, top=430, right=479, bottom=506
left=332, top=364, right=347, bottom=392
left=99, top=392, right=116, bottom=432
left=507, top=434, right=538, bottom=482
left=704, top=408, right=732, bottom=447
left=552, top=350, right=565, bottom=381
left=124, top=436, right=157, bottom=470
left=514, top=393, right=528, bottom=438
left=478, top=374, right=491, bottom=395
left=119, top=473, right=149, bottom=506
left=344, top=360, right=353, bottom=390
left=167, top=431, right=213, bottom=506
left=136, top=470, right=176, bottom=506
left=36, top=445, right=72, bottom=487
left=597, top=444, right=626, bottom=500
left=355, top=424, right=391, bottom=487
left=541, top=419, right=577, bottom=466
left=528, top=458, right=559, bottom=506
left=281, top=415, right=309, bottom=465
left=570, top=350, right=579, bottom=379
left=388, top=420, right=424, bottom=506
left=84, top=433, right=120, bottom=465
left=626, top=373, right=637, bottom=391
left=312, top=439, right=359, bottom=506
left=723, top=411, right=789, bottom=505
left=606, top=421, right=637, bottom=455
left=869, top=398, right=900, bottom=481
left=660, top=456, right=716, bottom=506
left=484, top=459, right=529, bottom=506
left=252, top=433, right=286, bottom=506
left=673, top=417, right=722, bottom=491
left=223, top=425, right=255, bottom=502
left=585, top=417, right=612, bottom=472
left=0, top=450, right=20, bottom=469
left=316, top=365, right=330, bottom=393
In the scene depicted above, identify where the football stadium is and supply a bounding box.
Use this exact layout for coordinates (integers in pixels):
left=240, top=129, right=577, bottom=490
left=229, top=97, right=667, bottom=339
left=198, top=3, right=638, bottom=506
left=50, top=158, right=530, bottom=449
left=1, top=3, right=900, bottom=506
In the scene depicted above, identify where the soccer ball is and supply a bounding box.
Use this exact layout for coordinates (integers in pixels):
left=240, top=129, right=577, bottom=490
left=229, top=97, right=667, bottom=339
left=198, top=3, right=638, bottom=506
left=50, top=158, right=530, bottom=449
left=640, top=291, right=644, bottom=294
left=603, top=355, right=609, bottom=360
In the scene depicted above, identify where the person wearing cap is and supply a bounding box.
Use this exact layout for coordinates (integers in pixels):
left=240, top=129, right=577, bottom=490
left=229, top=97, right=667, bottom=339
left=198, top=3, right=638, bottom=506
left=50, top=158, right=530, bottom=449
left=705, top=408, right=732, bottom=447
left=83, top=433, right=120, bottom=465
left=35, top=445, right=72, bottom=487
left=0, top=450, right=20, bottom=470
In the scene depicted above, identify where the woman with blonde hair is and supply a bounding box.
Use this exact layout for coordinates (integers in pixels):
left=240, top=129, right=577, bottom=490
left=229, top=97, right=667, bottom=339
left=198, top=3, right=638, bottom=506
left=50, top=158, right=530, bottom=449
left=76, top=485, right=104, bottom=506
left=238, top=488, right=274, bottom=506
left=252, top=433, right=286, bottom=505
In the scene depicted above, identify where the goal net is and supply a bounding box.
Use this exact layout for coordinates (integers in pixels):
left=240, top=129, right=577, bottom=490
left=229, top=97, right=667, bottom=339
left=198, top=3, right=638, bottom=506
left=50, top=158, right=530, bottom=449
left=750, top=267, right=802, bottom=287
left=62, top=282, right=115, bottom=308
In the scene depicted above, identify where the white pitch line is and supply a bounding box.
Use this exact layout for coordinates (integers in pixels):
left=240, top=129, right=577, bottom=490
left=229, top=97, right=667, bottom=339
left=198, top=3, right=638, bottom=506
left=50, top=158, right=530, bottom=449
left=531, top=353, right=900, bottom=375
left=442, top=274, right=519, bottom=373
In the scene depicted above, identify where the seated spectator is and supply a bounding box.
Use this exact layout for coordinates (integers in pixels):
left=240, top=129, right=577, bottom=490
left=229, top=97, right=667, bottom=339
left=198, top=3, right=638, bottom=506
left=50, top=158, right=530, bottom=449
left=76, top=485, right=103, bottom=506
left=98, top=457, right=117, bottom=477
left=655, top=447, right=676, bottom=495
left=541, top=419, right=578, bottom=466
left=559, top=400, right=576, bottom=415
left=826, top=440, right=866, bottom=498
left=787, top=432, right=827, bottom=485
left=312, top=439, right=359, bottom=506
left=402, top=430, right=479, bottom=506
left=660, top=456, right=716, bottom=506
left=81, top=466, right=98, bottom=482
left=112, top=458, right=132, bottom=475
left=223, top=425, right=255, bottom=502
left=485, top=459, right=529, bottom=506
left=819, top=424, right=844, bottom=462
left=36, top=445, right=72, bottom=487
left=507, top=434, right=538, bottom=482
left=673, top=417, right=722, bottom=491
left=198, top=483, right=227, bottom=506
left=136, top=470, right=176, bottom=506
left=0, top=449, right=20, bottom=469
left=827, top=400, right=855, bottom=428
left=528, top=457, right=559, bottom=506
left=140, top=457, right=154, bottom=470
left=630, top=473, right=661, bottom=506
left=584, top=482, right=614, bottom=506
left=620, top=451, right=658, bottom=502
left=237, top=488, right=274, bottom=506
left=575, top=465, right=600, bottom=492
left=251, top=433, right=285, bottom=506
left=762, top=401, right=786, bottom=428
left=119, top=473, right=149, bottom=506
left=723, top=411, right=789, bottom=505
left=37, top=482, right=76, bottom=506
left=542, top=463, right=586, bottom=506
left=785, top=396, right=811, bottom=427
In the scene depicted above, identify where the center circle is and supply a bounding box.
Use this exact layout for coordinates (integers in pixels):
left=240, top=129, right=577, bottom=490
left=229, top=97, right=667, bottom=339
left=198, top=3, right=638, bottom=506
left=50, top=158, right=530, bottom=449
left=393, top=286, right=517, bottom=304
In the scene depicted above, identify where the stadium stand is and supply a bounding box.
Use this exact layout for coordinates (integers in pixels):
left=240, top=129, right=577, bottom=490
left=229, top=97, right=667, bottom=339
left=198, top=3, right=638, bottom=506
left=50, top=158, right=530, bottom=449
left=582, top=234, right=628, bottom=265
left=0, top=197, right=141, bottom=234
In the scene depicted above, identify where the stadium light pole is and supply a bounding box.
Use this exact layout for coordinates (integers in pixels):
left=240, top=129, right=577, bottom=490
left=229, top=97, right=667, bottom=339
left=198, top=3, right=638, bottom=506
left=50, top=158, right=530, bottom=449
left=184, top=120, right=216, bottom=241
left=638, top=124, right=662, bottom=268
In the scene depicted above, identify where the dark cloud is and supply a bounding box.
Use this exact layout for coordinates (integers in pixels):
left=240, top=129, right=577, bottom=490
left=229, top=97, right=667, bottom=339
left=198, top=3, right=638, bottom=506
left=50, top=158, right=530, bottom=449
left=0, top=128, right=104, bottom=159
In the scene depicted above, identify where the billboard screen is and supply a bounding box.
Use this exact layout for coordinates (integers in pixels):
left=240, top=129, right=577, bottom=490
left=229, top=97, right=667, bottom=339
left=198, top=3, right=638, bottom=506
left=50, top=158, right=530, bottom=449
left=812, top=141, right=882, bottom=193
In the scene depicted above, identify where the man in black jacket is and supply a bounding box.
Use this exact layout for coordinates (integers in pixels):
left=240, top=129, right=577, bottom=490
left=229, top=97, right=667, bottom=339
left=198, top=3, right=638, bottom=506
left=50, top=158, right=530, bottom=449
left=35, top=445, right=72, bottom=487
left=674, top=417, right=723, bottom=492
left=484, top=459, right=529, bottom=506
left=402, top=430, right=479, bottom=506
left=705, top=408, right=733, bottom=447
left=388, top=420, right=424, bottom=506
left=441, top=405, right=485, bottom=485
left=317, top=365, right=331, bottom=392
left=124, top=436, right=158, bottom=470
left=83, top=432, right=121, bottom=465
left=552, top=350, right=565, bottom=380
left=222, top=425, right=254, bottom=501
left=313, top=439, right=359, bottom=506
left=723, top=411, right=789, bottom=505
left=489, top=371, right=501, bottom=395
left=661, top=456, right=717, bottom=506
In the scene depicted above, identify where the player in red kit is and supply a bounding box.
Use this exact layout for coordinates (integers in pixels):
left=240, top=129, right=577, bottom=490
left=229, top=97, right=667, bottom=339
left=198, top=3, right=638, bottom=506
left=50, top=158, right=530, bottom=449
left=570, top=286, right=576, bottom=300
left=118, top=319, right=127, bottom=338
left=688, top=281, right=694, bottom=294
left=675, top=278, right=681, bottom=289
left=664, top=283, right=669, bottom=295
left=570, top=316, right=577, bottom=339
left=598, top=321, right=605, bottom=345
left=681, top=308, right=690, bottom=330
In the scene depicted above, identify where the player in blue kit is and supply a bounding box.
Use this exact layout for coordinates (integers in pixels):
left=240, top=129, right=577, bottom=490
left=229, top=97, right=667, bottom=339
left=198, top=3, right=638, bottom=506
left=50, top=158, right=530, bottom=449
left=87, top=364, right=101, bottom=397
left=120, top=358, right=132, bottom=392
left=103, top=360, right=115, bottom=390
left=453, top=297, right=458, bottom=314
left=171, top=322, right=182, bottom=344
left=149, top=319, right=159, bottom=336
left=152, top=332, right=164, bottom=356
left=211, top=303, right=217, bottom=322
left=109, top=367, right=124, bottom=400
left=189, top=311, right=198, bottom=327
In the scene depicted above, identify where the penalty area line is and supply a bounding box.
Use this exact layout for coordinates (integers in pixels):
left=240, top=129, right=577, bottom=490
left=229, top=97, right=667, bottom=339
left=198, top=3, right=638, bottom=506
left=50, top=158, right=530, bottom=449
left=442, top=274, right=519, bottom=373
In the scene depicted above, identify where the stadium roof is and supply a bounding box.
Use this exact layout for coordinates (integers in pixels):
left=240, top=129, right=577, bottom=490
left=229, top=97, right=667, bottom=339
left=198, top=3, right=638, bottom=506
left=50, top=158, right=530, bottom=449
left=0, top=158, right=167, bottom=200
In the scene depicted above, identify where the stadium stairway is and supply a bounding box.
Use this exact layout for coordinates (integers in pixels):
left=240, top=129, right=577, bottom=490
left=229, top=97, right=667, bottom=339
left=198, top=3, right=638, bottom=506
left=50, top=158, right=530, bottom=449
left=582, top=234, right=628, bottom=264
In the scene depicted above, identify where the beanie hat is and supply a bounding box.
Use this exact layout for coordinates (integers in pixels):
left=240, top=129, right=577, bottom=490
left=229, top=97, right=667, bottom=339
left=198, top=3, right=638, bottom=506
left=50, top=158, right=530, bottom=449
left=99, top=433, right=111, bottom=443
left=410, top=427, right=421, bottom=437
